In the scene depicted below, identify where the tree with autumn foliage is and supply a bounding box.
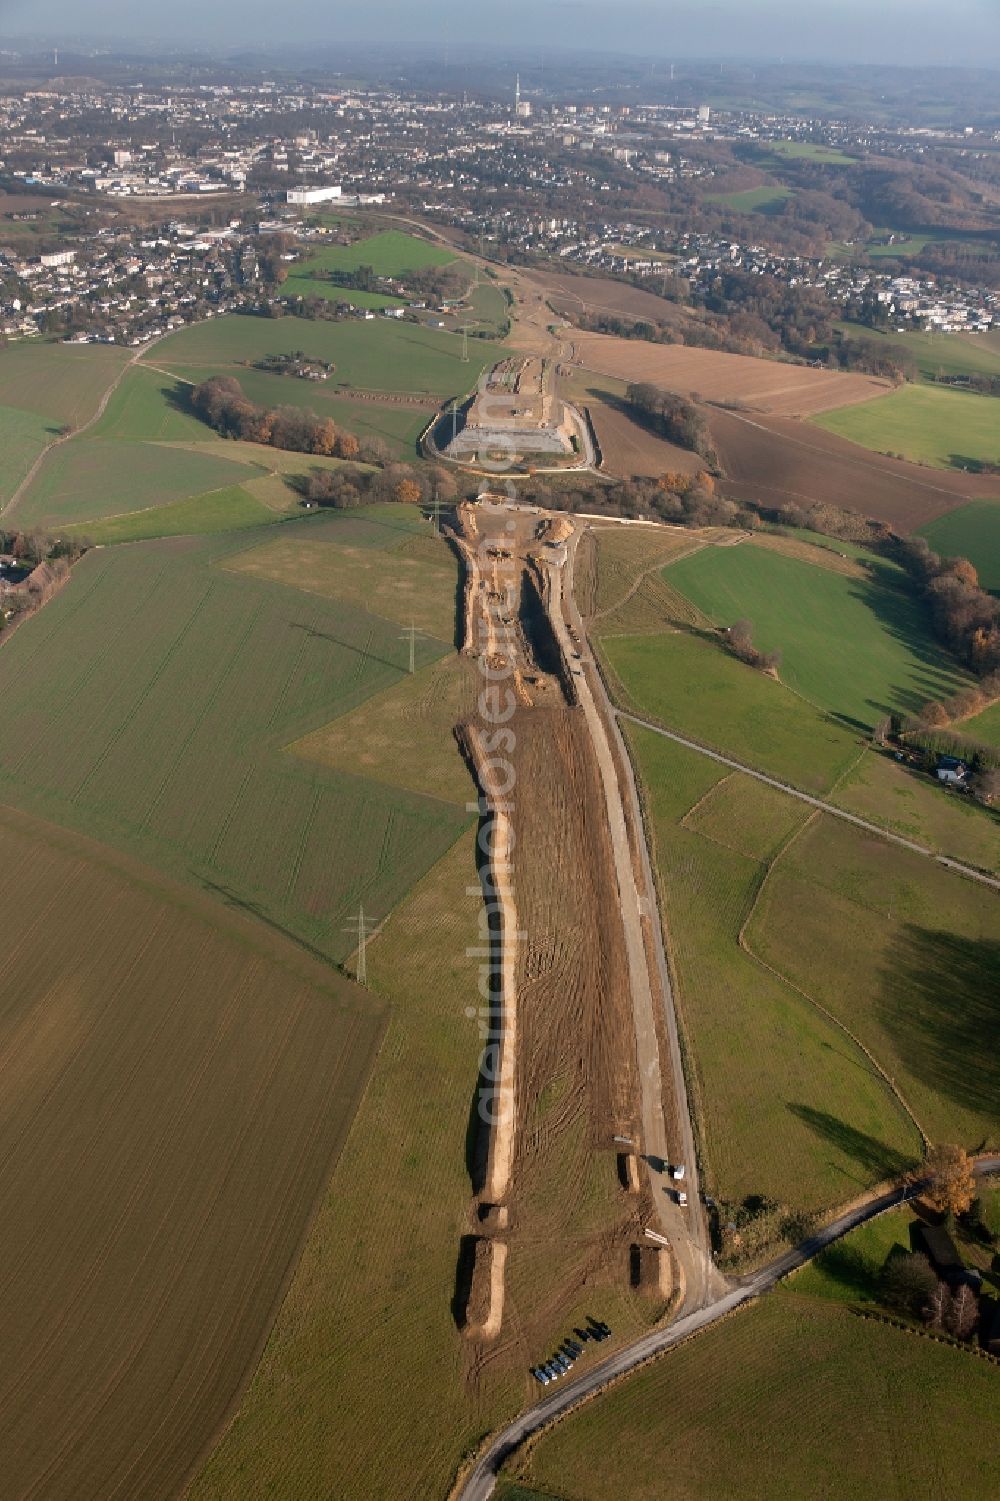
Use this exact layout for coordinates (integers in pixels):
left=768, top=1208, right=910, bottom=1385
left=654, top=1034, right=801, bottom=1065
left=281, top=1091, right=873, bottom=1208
left=921, top=1144, right=976, bottom=1218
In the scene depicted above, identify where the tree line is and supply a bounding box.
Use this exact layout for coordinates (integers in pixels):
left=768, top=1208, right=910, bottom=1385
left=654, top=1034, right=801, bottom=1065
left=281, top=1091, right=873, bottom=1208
left=896, top=536, right=1000, bottom=676
left=190, top=376, right=366, bottom=461
left=625, top=383, right=718, bottom=466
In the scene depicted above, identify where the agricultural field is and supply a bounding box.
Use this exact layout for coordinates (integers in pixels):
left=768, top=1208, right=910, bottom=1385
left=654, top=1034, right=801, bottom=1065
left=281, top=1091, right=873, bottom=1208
left=961, top=698, right=1000, bottom=747
left=290, top=228, right=458, bottom=277
left=116, top=358, right=434, bottom=459
left=813, top=383, right=1000, bottom=471
left=527, top=267, right=692, bottom=328
left=0, top=802, right=382, bottom=1501
left=0, top=339, right=130, bottom=427
left=86, top=361, right=216, bottom=442
left=66, top=482, right=280, bottom=545
left=708, top=403, right=992, bottom=532
left=830, top=750, right=1000, bottom=875
left=834, top=323, right=1000, bottom=383
left=224, top=526, right=460, bottom=642
left=14, top=435, right=254, bottom=527
left=665, top=540, right=973, bottom=725
left=0, top=508, right=470, bottom=964
left=919, top=499, right=1000, bottom=591
left=187, top=834, right=522, bottom=1501
left=506, top=1293, right=1000, bottom=1501
left=563, top=370, right=705, bottom=478
left=0, top=402, right=58, bottom=505
left=769, top=138, right=857, bottom=163
left=10, top=347, right=417, bottom=533
left=586, top=522, right=715, bottom=618
left=600, top=627, right=860, bottom=793
left=283, top=259, right=405, bottom=308
left=626, top=725, right=920, bottom=1215
left=749, top=812, right=999, bottom=1149
left=148, top=311, right=499, bottom=397
left=291, top=651, right=476, bottom=804
left=571, top=331, right=889, bottom=415
left=704, top=184, right=795, bottom=214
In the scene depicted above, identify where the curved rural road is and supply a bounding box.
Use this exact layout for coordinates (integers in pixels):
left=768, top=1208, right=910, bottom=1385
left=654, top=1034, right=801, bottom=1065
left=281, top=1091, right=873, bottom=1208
left=455, top=1159, right=1000, bottom=1501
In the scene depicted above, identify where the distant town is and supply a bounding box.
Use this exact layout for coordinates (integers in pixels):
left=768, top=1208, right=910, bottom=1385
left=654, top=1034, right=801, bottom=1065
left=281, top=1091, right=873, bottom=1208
left=2, top=73, right=999, bottom=345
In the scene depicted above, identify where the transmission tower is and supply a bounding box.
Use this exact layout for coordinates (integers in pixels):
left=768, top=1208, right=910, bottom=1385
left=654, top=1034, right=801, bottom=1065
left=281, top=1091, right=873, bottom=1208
left=461, top=324, right=469, bottom=363
left=344, top=905, right=376, bottom=986
left=399, top=621, right=422, bottom=674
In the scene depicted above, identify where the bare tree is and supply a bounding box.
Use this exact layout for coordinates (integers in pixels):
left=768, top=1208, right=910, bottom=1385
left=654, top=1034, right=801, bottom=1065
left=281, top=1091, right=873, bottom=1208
left=922, top=1280, right=949, bottom=1330
left=944, top=1283, right=979, bottom=1340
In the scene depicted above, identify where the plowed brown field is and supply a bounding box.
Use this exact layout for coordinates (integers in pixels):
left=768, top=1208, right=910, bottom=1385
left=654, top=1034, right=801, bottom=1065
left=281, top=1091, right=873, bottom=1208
left=586, top=396, right=706, bottom=478
left=0, top=805, right=382, bottom=1501
left=572, top=333, right=890, bottom=416
left=708, top=407, right=998, bottom=531
left=528, top=270, right=691, bottom=328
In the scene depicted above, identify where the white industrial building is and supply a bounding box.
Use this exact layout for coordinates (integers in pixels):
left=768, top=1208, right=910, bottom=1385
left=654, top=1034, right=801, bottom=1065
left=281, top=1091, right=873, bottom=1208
left=286, top=185, right=342, bottom=205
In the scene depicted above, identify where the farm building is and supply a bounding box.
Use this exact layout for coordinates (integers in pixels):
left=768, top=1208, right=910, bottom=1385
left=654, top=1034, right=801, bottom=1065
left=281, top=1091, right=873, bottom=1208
left=936, top=755, right=970, bottom=786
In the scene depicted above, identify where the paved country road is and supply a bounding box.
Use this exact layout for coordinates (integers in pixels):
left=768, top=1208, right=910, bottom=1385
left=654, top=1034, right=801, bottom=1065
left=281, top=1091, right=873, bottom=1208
left=454, top=1159, right=1000, bottom=1501
left=617, top=711, right=1000, bottom=894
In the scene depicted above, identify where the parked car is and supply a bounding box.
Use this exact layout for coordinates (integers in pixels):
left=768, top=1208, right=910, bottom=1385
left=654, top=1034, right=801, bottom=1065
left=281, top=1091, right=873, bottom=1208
left=671, top=1163, right=686, bottom=1180
left=677, top=1189, right=688, bottom=1207
left=532, top=1367, right=550, bottom=1385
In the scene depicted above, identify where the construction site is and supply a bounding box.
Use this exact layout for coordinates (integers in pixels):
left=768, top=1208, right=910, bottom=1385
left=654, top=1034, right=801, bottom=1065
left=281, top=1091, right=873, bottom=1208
left=445, top=498, right=719, bottom=1369
left=440, top=357, right=592, bottom=467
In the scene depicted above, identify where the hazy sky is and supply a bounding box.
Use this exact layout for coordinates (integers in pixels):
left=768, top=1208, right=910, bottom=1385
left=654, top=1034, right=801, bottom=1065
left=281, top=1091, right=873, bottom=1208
left=1, top=0, right=999, bottom=67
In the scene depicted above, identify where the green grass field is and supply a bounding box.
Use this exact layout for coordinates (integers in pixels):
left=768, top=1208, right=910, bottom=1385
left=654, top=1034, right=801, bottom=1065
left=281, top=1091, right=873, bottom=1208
left=0, top=507, right=469, bottom=962
left=288, top=229, right=457, bottom=278
left=101, top=360, right=433, bottom=460
left=0, top=402, right=59, bottom=505
left=627, top=725, right=920, bottom=1217
left=813, top=383, right=1000, bottom=470
left=962, top=698, right=1000, bottom=747
left=769, top=138, right=856, bottom=163
left=283, top=255, right=405, bottom=308
left=87, top=363, right=216, bottom=442
left=149, top=312, right=499, bottom=397
left=600, top=628, right=860, bottom=794
left=509, top=1293, right=1000, bottom=1501
left=749, top=813, right=999, bottom=1150
left=0, top=340, right=130, bottom=426
left=705, top=184, right=794, bottom=214
left=665, top=544, right=972, bottom=725
left=67, top=483, right=280, bottom=544
left=830, top=749, right=1000, bottom=874
left=14, top=437, right=254, bottom=527
left=918, top=499, right=1000, bottom=591
left=835, top=323, right=1000, bottom=383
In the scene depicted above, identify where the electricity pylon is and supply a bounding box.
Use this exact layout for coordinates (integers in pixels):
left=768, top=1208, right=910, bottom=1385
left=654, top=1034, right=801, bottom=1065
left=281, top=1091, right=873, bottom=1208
left=344, top=905, right=376, bottom=987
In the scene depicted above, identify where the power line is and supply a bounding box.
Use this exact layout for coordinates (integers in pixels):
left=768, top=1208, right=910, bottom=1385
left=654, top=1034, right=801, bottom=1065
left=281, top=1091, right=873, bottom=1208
left=344, top=905, right=376, bottom=987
